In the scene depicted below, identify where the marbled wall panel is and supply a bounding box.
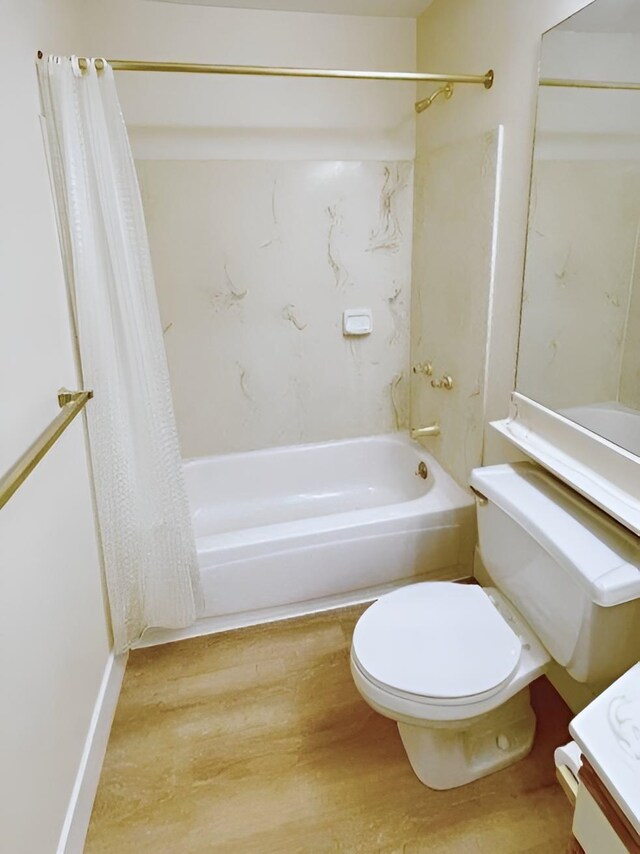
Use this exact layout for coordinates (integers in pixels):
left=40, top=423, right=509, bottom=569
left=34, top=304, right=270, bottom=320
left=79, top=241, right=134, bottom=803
left=620, top=241, right=640, bottom=410
left=137, top=160, right=413, bottom=457
left=517, top=160, right=640, bottom=412
left=410, top=130, right=499, bottom=487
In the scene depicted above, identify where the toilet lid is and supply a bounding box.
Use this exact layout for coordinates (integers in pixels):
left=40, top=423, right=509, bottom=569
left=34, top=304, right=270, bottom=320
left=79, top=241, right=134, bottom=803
left=352, top=583, right=522, bottom=701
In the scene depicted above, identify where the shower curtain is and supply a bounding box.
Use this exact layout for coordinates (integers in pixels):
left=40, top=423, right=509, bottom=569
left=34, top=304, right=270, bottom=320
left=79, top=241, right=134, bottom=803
left=37, top=56, right=203, bottom=652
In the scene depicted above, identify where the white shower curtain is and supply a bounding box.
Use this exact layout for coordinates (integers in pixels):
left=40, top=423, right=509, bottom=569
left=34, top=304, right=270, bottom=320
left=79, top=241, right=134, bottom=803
left=37, top=56, right=202, bottom=652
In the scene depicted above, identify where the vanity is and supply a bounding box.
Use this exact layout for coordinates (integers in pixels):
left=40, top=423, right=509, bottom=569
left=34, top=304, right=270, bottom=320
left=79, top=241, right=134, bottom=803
left=492, top=1, right=640, bottom=848
left=556, top=664, right=640, bottom=854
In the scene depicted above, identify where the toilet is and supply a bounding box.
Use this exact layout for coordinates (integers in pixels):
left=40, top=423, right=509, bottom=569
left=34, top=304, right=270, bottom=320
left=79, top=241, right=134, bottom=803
left=350, top=462, right=640, bottom=790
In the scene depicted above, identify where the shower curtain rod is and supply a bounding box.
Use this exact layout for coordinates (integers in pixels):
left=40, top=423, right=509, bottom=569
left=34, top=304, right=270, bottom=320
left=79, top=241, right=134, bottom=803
left=36, top=52, right=494, bottom=89
left=540, top=76, right=640, bottom=91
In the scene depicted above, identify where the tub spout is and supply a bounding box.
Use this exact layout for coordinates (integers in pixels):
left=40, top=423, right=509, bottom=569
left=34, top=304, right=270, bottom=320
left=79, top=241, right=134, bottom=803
left=411, top=423, right=440, bottom=439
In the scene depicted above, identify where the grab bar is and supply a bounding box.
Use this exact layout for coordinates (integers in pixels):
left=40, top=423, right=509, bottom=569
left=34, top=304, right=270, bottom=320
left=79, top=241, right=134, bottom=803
left=0, top=388, right=93, bottom=510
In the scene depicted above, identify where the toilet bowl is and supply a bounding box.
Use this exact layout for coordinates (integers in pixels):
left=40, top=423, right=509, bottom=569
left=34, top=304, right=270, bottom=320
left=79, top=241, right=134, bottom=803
left=350, top=581, right=549, bottom=789
left=350, top=462, right=640, bottom=790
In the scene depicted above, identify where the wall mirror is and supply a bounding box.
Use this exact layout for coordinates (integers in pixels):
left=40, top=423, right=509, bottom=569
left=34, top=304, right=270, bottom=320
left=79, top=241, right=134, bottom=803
left=516, top=0, right=640, bottom=460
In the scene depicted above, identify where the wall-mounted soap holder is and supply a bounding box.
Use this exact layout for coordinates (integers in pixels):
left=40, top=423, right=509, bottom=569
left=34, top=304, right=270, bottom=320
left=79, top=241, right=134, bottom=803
left=343, top=309, right=372, bottom=336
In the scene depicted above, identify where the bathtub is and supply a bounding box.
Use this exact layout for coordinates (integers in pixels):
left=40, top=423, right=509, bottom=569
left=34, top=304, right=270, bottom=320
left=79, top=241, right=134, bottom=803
left=138, top=433, right=476, bottom=645
left=561, top=402, right=640, bottom=457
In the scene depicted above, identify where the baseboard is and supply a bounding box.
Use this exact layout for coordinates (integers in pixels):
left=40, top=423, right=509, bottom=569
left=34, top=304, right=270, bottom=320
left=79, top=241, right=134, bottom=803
left=134, top=568, right=470, bottom=649
left=56, top=650, right=128, bottom=854
left=135, top=590, right=383, bottom=648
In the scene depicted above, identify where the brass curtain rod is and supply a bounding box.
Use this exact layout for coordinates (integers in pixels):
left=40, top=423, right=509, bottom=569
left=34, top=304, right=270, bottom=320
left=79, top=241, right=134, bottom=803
left=107, top=59, right=494, bottom=87
left=0, top=389, right=93, bottom=510
left=540, top=76, right=640, bottom=91
left=36, top=52, right=494, bottom=88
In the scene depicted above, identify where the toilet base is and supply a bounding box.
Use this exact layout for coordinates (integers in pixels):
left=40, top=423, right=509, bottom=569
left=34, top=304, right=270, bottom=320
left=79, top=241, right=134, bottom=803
left=397, top=688, right=536, bottom=790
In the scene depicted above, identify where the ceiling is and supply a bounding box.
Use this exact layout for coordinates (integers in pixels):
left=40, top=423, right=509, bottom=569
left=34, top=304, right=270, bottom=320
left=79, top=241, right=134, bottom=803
left=150, top=0, right=433, bottom=16
left=557, top=0, right=640, bottom=33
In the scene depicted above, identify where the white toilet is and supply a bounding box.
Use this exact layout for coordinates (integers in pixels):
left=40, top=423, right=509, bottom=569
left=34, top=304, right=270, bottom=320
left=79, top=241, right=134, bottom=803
left=350, top=462, right=640, bottom=790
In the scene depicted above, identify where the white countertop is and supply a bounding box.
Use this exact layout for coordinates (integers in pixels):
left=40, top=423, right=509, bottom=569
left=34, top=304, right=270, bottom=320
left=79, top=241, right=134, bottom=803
left=570, top=663, right=640, bottom=834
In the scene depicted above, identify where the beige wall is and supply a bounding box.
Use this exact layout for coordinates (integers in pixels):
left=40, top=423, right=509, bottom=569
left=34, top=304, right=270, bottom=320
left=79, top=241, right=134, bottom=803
left=413, top=0, right=593, bottom=477
left=0, top=2, right=110, bottom=852
left=81, top=0, right=417, bottom=161
left=620, top=249, right=640, bottom=409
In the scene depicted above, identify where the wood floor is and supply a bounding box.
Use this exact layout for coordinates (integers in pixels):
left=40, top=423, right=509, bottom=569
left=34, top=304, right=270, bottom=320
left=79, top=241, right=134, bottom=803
left=86, top=606, right=574, bottom=854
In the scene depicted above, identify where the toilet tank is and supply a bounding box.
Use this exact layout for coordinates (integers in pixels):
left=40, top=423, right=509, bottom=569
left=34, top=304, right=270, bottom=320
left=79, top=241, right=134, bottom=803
left=470, top=463, right=640, bottom=684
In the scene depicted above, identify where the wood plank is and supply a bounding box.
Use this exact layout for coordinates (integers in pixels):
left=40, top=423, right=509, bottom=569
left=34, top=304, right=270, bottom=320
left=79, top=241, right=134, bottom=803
left=86, top=606, right=574, bottom=853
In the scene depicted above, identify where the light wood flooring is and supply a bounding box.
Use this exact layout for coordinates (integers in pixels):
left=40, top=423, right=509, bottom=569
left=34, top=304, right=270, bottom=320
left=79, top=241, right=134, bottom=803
left=86, top=606, right=574, bottom=854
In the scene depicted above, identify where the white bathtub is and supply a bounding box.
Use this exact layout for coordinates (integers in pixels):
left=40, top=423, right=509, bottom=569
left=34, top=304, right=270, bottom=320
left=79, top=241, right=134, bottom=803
left=562, top=402, right=640, bottom=457
left=138, top=433, right=476, bottom=645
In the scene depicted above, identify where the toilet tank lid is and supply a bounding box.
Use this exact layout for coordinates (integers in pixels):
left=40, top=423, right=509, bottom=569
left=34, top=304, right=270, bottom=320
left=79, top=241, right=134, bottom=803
left=470, top=463, right=640, bottom=607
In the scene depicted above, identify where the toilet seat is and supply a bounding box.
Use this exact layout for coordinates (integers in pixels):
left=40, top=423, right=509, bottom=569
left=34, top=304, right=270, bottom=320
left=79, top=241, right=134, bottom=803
left=352, top=582, right=522, bottom=704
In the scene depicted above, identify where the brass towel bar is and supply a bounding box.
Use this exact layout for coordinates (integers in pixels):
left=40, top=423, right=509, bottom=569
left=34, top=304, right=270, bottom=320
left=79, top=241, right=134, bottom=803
left=0, top=389, right=93, bottom=510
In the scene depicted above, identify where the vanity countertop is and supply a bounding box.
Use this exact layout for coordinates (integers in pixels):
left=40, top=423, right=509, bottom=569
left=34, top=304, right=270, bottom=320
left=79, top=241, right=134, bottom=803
left=570, top=663, right=640, bottom=835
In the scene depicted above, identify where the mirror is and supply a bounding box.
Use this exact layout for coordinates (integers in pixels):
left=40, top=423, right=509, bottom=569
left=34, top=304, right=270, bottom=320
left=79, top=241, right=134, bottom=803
left=517, top=0, right=640, bottom=458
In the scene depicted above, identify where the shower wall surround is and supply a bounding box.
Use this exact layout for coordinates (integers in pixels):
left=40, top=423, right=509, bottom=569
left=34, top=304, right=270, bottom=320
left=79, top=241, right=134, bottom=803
left=621, top=267, right=640, bottom=410
left=410, top=129, right=500, bottom=487
left=138, top=159, right=413, bottom=457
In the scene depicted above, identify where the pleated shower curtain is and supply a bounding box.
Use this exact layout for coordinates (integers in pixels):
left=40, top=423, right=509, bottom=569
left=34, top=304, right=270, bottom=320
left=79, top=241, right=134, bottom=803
left=37, top=56, right=203, bottom=652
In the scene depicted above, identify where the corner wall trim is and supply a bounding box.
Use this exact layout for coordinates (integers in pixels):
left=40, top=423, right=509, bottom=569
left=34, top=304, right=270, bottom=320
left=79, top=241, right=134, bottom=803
left=56, top=650, right=128, bottom=854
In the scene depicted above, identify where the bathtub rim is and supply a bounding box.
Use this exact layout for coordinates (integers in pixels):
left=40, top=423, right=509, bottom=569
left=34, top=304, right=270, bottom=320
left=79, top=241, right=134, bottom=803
left=182, top=429, right=442, bottom=470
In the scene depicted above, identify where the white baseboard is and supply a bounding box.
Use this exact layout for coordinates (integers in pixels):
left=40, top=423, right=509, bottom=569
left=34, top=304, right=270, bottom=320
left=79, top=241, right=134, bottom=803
left=135, top=590, right=380, bottom=648
left=56, top=650, right=128, bottom=854
left=134, top=567, right=469, bottom=649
